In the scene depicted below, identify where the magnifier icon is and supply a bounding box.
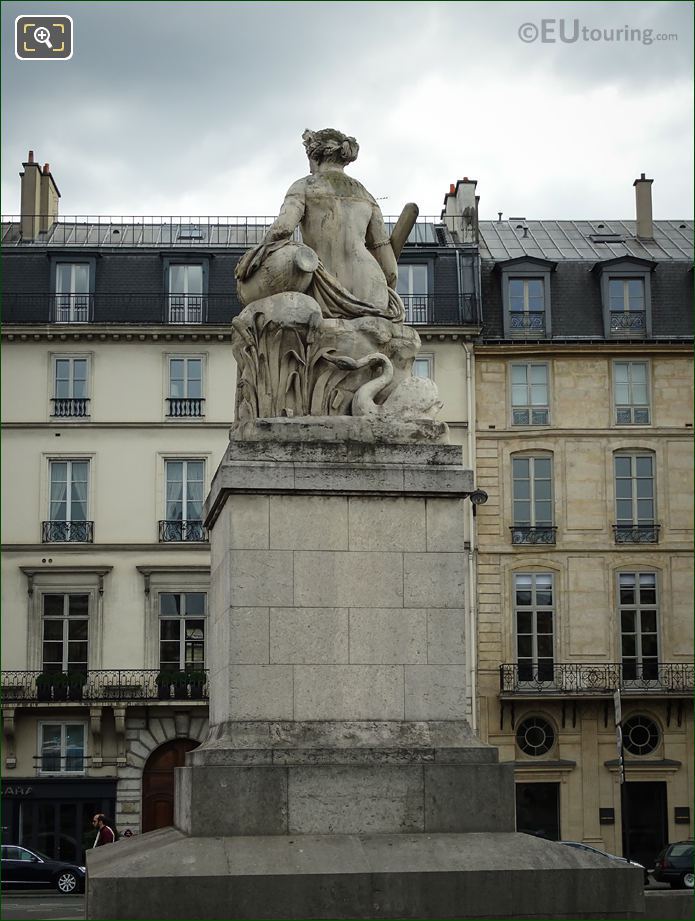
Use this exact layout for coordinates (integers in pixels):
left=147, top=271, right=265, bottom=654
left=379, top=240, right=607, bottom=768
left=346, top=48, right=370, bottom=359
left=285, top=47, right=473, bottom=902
left=33, top=26, right=53, bottom=48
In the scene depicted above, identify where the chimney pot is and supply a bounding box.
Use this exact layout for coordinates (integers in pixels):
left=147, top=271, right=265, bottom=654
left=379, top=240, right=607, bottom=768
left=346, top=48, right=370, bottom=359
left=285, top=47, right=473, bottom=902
left=498, top=212, right=503, bottom=222
left=43, top=163, right=50, bottom=174
left=449, top=184, right=455, bottom=194
left=463, top=177, right=468, bottom=182
left=28, top=150, right=34, bottom=163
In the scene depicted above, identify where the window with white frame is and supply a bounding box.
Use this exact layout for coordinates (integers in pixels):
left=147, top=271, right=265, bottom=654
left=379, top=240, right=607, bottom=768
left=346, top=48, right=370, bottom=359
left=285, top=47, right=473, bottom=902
left=167, top=357, right=204, bottom=418
left=45, top=460, right=91, bottom=543
left=39, top=723, right=86, bottom=774
left=618, top=572, right=659, bottom=682
left=511, top=363, right=549, bottom=425
left=168, top=264, right=204, bottom=323
left=41, top=593, right=89, bottom=674
left=52, top=357, right=89, bottom=418
left=412, top=356, right=433, bottom=379
left=614, top=452, right=657, bottom=542
left=55, top=264, right=91, bottom=323
left=614, top=361, right=650, bottom=425
left=161, top=460, right=205, bottom=541
left=511, top=456, right=554, bottom=544
left=397, top=264, right=428, bottom=323
left=159, top=592, right=206, bottom=670
left=509, top=278, right=545, bottom=333
left=515, top=573, right=554, bottom=683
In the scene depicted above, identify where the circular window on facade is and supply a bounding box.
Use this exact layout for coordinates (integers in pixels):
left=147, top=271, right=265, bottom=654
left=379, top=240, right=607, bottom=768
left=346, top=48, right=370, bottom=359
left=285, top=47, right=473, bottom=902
left=516, top=716, right=555, bottom=757
left=622, top=715, right=660, bottom=756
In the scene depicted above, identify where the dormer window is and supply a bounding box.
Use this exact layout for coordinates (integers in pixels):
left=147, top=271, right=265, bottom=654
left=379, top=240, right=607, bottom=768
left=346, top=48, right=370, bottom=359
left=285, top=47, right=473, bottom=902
left=498, top=257, right=556, bottom=339
left=594, top=257, right=655, bottom=339
left=509, top=278, right=545, bottom=334
left=609, top=278, right=646, bottom=332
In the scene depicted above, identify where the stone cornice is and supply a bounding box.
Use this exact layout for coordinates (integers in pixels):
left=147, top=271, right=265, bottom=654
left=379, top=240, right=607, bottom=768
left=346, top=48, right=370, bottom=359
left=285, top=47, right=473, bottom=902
left=2, top=325, right=232, bottom=342
left=476, top=341, right=692, bottom=356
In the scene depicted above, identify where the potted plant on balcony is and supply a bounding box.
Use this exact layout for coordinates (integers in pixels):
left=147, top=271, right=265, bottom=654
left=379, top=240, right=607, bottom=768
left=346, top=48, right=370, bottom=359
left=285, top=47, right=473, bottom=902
left=172, top=670, right=189, bottom=700
left=186, top=669, right=206, bottom=700
left=67, top=670, right=86, bottom=701
left=155, top=669, right=175, bottom=700
left=36, top=671, right=55, bottom=701
left=51, top=671, right=69, bottom=701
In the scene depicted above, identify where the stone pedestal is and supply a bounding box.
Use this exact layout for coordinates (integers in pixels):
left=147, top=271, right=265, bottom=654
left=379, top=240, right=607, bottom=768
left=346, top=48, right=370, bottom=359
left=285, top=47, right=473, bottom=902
left=87, top=436, right=645, bottom=919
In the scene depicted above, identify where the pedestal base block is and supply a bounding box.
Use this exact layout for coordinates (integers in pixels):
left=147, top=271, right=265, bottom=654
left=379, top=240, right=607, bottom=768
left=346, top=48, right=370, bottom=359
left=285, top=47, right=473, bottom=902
left=86, top=828, right=645, bottom=920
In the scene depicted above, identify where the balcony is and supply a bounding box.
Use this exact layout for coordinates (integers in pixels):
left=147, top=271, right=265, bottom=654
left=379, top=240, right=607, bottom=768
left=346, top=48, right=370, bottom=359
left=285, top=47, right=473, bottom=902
left=1, top=669, right=209, bottom=703
left=51, top=398, right=89, bottom=418
left=613, top=524, right=660, bottom=543
left=401, top=294, right=479, bottom=326
left=42, top=520, right=94, bottom=543
left=52, top=294, right=93, bottom=323
left=510, top=526, right=557, bottom=545
left=509, top=311, right=545, bottom=335
left=499, top=662, right=694, bottom=697
left=166, top=398, right=205, bottom=418
left=610, top=310, right=646, bottom=333
left=167, top=295, right=205, bottom=324
left=158, top=520, right=208, bottom=542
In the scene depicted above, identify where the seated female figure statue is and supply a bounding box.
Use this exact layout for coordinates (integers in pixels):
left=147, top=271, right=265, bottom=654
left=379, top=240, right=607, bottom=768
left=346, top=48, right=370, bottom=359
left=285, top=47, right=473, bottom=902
left=235, top=128, right=406, bottom=323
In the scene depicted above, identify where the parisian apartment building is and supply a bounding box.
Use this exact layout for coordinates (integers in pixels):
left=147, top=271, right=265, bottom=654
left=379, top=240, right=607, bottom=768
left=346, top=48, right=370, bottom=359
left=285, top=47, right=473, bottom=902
left=0, top=154, right=482, bottom=860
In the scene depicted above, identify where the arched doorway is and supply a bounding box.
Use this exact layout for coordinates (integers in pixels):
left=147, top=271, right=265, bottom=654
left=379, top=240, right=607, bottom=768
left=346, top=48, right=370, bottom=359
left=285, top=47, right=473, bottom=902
left=141, top=739, right=199, bottom=832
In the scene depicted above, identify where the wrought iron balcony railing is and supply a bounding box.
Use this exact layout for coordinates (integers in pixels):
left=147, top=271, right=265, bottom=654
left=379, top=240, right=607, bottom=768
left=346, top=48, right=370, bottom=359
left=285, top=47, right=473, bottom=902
left=51, top=398, right=90, bottom=418
left=500, top=662, right=694, bottom=695
left=401, top=294, right=479, bottom=325
left=613, top=524, right=660, bottom=543
left=610, top=310, right=646, bottom=332
left=158, top=520, right=208, bottom=542
left=510, top=311, right=545, bottom=333
left=42, top=521, right=94, bottom=543
left=166, top=397, right=205, bottom=418
left=167, top=295, right=205, bottom=324
left=52, top=294, right=93, bottom=323
left=510, top=526, right=557, bottom=545
left=1, top=669, right=209, bottom=703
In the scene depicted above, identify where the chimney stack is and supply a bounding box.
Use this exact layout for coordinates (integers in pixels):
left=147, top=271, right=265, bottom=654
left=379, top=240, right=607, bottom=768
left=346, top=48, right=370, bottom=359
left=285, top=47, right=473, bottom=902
left=19, top=151, right=60, bottom=239
left=440, top=177, right=479, bottom=244
left=633, top=173, right=654, bottom=240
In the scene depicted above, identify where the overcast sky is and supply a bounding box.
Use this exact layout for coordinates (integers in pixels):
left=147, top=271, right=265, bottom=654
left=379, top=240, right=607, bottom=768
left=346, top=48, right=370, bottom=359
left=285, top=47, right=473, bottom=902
left=2, top=1, right=693, bottom=220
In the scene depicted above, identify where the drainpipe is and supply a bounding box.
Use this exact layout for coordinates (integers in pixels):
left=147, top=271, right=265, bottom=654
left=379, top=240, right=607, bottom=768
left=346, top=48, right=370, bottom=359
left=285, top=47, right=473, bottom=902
left=464, top=341, right=478, bottom=732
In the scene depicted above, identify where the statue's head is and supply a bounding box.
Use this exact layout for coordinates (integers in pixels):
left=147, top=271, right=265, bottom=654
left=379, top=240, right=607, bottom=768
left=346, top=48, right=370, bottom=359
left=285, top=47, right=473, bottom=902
left=302, top=128, right=359, bottom=168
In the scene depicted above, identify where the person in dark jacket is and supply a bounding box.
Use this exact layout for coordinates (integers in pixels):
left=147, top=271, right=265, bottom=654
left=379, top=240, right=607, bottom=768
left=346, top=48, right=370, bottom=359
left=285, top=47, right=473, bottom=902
left=92, top=814, right=115, bottom=847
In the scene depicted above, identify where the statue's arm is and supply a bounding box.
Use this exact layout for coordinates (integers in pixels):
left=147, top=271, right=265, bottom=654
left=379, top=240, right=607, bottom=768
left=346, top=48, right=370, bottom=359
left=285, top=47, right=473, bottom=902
left=265, top=181, right=306, bottom=242
left=366, top=205, right=398, bottom=289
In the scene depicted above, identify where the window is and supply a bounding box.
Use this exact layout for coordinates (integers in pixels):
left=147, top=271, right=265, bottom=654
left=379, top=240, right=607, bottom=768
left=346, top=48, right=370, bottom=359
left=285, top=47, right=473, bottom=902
left=614, top=453, right=658, bottom=542
left=168, top=264, right=204, bottom=323
left=55, top=263, right=91, bottom=323
left=511, top=363, right=549, bottom=425
left=516, top=716, right=555, bottom=757
left=515, top=573, right=554, bottom=683
left=397, top=264, right=428, bottom=324
left=511, top=456, right=555, bottom=544
left=609, top=278, right=645, bottom=332
left=52, top=357, right=89, bottom=418
left=39, top=723, right=85, bottom=774
left=159, top=592, right=206, bottom=670
left=509, top=278, right=545, bottom=333
left=619, top=572, right=659, bottom=682
left=412, top=356, right=432, bottom=379
left=167, top=357, right=204, bottom=418
left=597, top=259, right=654, bottom=338
left=160, top=460, right=206, bottom=541
left=44, top=460, right=92, bottom=542
left=41, top=593, right=88, bottom=674
left=614, top=362, right=650, bottom=425
left=622, top=715, right=660, bottom=755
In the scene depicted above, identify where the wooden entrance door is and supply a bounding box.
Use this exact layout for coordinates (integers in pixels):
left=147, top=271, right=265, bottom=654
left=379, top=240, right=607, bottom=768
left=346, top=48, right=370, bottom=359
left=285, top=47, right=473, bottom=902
left=141, top=739, right=198, bottom=832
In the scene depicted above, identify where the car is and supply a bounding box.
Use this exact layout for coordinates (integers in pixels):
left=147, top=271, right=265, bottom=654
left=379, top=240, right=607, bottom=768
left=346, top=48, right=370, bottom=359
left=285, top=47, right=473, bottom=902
left=0, top=844, right=85, bottom=893
left=652, top=840, right=694, bottom=889
left=558, top=841, right=649, bottom=885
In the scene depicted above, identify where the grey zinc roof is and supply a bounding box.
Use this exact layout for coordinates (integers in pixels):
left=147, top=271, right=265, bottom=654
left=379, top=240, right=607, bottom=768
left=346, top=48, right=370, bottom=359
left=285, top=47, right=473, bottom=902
left=479, top=220, right=693, bottom=262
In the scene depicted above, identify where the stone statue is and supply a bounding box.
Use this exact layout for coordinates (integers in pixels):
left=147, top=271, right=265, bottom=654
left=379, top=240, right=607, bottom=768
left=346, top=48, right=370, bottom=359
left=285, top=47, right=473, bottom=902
left=231, top=128, right=446, bottom=442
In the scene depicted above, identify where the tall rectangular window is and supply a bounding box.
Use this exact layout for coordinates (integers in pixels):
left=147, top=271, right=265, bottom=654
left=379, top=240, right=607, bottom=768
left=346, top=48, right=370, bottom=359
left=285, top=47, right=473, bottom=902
left=53, top=357, right=89, bottom=418
left=509, top=278, right=545, bottom=333
left=412, top=356, right=432, bottom=380
left=619, top=573, right=658, bottom=681
left=614, top=361, right=650, bottom=424
left=614, top=453, right=657, bottom=542
left=45, top=461, right=92, bottom=542
left=159, top=592, right=206, bottom=670
left=511, top=363, right=549, bottom=425
left=511, top=456, right=555, bottom=544
left=39, top=724, right=85, bottom=774
left=397, top=264, right=428, bottom=324
left=55, top=264, right=90, bottom=323
left=608, top=278, right=646, bottom=333
left=42, top=594, right=89, bottom=674
left=167, top=357, right=204, bottom=417
left=515, top=573, right=554, bottom=682
left=161, top=460, right=205, bottom=541
left=168, top=265, right=203, bottom=323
